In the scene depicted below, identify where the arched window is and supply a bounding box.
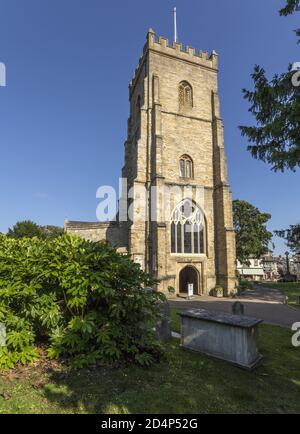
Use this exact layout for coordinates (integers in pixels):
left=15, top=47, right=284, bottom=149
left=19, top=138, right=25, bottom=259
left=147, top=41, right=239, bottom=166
left=171, top=199, right=206, bottom=255
left=179, top=81, right=193, bottom=109
left=179, top=155, right=193, bottom=178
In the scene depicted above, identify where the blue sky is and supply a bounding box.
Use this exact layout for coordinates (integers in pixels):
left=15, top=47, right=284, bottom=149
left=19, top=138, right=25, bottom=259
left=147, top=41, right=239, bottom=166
left=0, top=0, right=299, bottom=254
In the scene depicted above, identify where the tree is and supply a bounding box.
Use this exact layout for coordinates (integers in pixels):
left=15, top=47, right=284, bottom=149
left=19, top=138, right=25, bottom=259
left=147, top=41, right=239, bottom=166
left=233, top=200, right=273, bottom=264
left=280, top=0, right=300, bottom=41
left=275, top=224, right=300, bottom=254
left=42, top=225, right=64, bottom=239
left=240, top=1, right=300, bottom=172
left=7, top=221, right=64, bottom=240
left=7, top=220, right=44, bottom=239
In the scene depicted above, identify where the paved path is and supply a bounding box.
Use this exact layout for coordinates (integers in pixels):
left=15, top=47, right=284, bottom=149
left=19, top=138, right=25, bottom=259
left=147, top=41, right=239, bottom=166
left=169, top=285, right=300, bottom=328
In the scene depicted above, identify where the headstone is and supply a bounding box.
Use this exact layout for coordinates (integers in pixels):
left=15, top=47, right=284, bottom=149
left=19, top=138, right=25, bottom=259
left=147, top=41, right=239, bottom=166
left=232, top=302, right=245, bottom=316
left=143, top=287, right=172, bottom=342
left=155, top=298, right=172, bottom=342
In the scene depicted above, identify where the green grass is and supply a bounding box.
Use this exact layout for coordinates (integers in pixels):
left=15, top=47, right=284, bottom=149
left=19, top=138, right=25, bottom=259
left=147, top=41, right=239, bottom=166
left=260, top=282, right=300, bottom=309
left=239, top=280, right=255, bottom=289
left=0, top=309, right=300, bottom=414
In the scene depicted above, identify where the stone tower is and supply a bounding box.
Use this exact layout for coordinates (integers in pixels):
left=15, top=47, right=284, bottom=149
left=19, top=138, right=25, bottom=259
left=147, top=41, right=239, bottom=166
left=66, top=29, right=236, bottom=296
left=122, top=29, right=236, bottom=295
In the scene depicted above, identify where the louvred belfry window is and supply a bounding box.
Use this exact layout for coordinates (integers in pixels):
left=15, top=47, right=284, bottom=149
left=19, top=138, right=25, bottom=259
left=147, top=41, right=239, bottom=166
left=179, top=81, right=193, bottom=109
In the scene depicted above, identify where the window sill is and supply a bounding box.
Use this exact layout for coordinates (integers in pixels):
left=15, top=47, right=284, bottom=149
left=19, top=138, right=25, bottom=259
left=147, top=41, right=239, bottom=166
left=170, top=253, right=207, bottom=258
left=179, top=176, right=194, bottom=181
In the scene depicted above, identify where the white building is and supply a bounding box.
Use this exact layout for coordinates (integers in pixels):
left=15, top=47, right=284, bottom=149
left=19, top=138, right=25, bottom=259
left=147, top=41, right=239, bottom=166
left=261, top=255, right=280, bottom=281
left=237, top=259, right=265, bottom=281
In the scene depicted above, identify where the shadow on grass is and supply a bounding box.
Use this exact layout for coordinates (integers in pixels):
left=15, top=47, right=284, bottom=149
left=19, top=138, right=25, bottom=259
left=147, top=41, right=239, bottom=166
left=40, top=323, right=300, bottom=414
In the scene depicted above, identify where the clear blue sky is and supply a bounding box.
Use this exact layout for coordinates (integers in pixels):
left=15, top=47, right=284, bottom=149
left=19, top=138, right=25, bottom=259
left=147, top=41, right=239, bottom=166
left=0, top=0, right=299, bottom=254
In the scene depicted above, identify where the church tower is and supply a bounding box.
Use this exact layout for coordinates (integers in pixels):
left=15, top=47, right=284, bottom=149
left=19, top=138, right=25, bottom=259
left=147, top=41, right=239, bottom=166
left=122, top=29, right=236, bottom=295
left=66, top=28, right=237, bottom=296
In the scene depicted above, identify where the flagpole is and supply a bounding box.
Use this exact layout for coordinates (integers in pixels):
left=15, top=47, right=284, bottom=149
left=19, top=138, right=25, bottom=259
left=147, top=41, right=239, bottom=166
left=174, top=7, right=177, bottom=42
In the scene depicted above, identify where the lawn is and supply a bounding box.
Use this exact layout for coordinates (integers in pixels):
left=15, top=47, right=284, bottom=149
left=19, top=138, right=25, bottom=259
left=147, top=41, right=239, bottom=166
left=0, top=308, right=300, bottom=414
left=260, top=282, right=300, bottom=309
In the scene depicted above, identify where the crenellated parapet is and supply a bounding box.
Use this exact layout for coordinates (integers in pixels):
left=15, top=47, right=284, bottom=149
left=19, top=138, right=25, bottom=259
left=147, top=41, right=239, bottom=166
left=129, top=28, right=218, bottom=93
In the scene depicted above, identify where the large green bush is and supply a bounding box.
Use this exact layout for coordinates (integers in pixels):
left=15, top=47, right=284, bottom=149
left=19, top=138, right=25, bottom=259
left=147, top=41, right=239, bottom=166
left=0, top=234, right=163, bottom=369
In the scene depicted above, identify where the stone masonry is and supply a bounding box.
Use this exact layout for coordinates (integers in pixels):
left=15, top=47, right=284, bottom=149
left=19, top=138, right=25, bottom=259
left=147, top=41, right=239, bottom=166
left=65, top=29, right=237, bottom=296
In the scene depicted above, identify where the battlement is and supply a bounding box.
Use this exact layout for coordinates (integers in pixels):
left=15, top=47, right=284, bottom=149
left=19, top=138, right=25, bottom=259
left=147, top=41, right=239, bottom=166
left=129, top=28, right=218, bottom=92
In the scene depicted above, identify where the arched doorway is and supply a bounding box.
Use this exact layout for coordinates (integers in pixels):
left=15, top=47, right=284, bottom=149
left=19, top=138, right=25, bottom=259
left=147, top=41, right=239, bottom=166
left=179, top=266, right=199, bottom=295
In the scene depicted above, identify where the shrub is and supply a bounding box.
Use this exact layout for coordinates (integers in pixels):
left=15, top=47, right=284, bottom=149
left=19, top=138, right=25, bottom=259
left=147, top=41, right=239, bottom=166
left=214, top=286, right=224, bottom=297
left=167, top=286, right=175, bottom=295
left=0, top=234, right=163, bottom=369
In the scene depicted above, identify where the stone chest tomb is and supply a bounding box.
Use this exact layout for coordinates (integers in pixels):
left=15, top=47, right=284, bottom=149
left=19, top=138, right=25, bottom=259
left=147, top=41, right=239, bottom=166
left=179, top=309, right=263, bottom=370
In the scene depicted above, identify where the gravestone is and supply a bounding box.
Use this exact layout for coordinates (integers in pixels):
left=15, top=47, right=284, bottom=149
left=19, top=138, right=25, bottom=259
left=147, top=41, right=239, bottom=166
left=144, top=287, right=172, bottom=342
left=156, top=299, right=172, bottom=342
left=232, top=302, right=245, bottom=316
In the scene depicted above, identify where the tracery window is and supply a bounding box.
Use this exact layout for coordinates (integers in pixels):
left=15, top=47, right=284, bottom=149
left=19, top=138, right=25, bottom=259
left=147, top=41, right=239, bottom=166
left=171, top=199, right=206, bottom=255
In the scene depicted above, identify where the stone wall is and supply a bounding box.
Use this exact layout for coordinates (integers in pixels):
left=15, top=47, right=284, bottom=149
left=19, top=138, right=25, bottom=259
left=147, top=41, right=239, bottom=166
left=65, top=221, right=128, bottom=254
